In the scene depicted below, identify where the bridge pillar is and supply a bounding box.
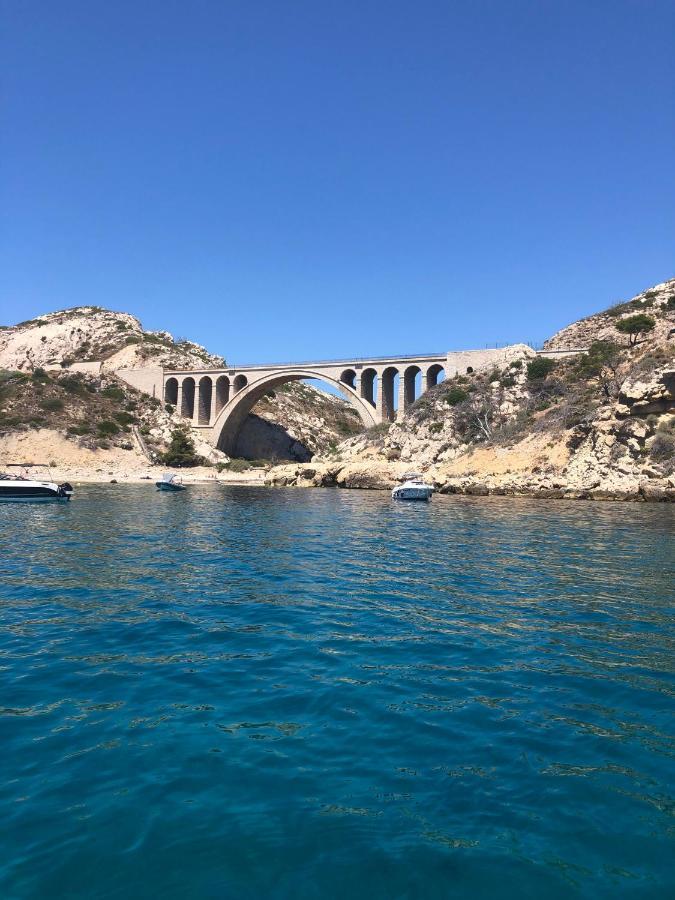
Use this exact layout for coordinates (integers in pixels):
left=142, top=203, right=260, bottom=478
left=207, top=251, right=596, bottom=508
left=396, top=378, right=406, bottom=422
left=176, top=381, right=183, bottom=417
left=209, top=387, right=218, bottom=425
left=375, top=390, right=385, bottom=424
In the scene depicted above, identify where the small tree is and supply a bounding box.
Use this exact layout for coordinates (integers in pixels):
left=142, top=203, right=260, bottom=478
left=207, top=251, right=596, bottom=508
left=576, top=340, right=622, bottom=399
left=161, top=427, right=203, bottom=467
left=615, top=314, right=656, bottom=346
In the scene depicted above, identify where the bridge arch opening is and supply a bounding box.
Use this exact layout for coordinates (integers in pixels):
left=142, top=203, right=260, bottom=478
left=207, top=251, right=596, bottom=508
left=381, top=366, right=398, bottom=422
left=360, top=368, right=377, bottom=407
left=427, top=364, right=446, bottom=389
left=197, top=376, right=212, bottom=425
left=340, top=368, right=357, bottom=389
left=233, top=374, right=248, bottom=394
left=212, top=369, right=378, bottom=456
left=403, top=365, right=421, bottom=410
left=180, top=377, right=195, bottom=419
left=215, top=375, right=230, bottom=414
left=164, top=377, right=178, bottom=407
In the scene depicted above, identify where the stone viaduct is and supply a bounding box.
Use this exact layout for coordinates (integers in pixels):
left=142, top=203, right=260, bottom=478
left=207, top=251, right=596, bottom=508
left=122, top=346, right=547, bottom=456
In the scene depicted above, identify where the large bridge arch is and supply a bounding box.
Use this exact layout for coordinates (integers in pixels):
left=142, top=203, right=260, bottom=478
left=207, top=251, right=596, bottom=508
left=210, top=368, right=378, bottom=455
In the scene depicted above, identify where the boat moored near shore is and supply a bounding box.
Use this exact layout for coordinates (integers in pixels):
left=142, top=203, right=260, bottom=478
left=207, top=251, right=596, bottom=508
left=392, top=473, right=434, bottom=501
left=0, top=464, right=73, bottom=501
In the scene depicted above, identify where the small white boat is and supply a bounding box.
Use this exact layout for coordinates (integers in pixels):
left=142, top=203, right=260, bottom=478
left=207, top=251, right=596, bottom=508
left=156, top=472, right=186, bottom=492
left=392, top=473, right=434, bottom=501
left=0, top=463, right=73, bottom=502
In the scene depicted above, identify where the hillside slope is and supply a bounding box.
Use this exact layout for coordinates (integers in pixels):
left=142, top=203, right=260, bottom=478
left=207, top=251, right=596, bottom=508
left=0, top=307, right=361, bottom=471
left=268, top=278, right=675, bottom=501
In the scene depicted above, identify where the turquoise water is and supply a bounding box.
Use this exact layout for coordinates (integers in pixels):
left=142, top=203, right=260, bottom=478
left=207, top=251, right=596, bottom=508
left=1, top=485, right=674, bottom=899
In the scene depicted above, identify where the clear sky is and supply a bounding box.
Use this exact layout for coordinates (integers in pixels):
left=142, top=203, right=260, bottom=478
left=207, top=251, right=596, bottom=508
left=2, top=0, right=674, bottom=364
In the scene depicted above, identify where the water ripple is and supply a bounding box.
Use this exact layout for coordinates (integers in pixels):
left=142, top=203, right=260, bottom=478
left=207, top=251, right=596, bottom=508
left=1, top=485, right=674, bottom=898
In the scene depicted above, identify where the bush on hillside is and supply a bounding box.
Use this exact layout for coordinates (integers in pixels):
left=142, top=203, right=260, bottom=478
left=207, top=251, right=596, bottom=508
left=97, top=420, right=120, bottom=436
left=526, top=357, right=556, bottom=381
left=444, top=386, right=469, bottom=406
left=40, top=397, right=64, bottom=412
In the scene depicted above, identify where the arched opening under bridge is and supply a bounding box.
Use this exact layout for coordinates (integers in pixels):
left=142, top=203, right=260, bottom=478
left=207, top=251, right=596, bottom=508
left=164, top=377, right=178, bottom=407
left=211, top=369, right=378, bottom=457
left=180, top=377, right=195, bottom=419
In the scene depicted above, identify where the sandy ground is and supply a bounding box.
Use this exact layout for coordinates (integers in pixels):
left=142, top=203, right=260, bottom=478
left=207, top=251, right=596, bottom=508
left=434, top=432, right=570, bottom=477
left=0, top=428, right=267, bottom=485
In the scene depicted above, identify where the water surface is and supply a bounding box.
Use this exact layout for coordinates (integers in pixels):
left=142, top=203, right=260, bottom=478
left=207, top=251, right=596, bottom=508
left=1, top=486, right=674, bottom=898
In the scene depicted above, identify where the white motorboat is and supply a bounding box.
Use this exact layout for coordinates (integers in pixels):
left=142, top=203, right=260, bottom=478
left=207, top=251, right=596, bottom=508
left=156, top=472, right=186, bottom=492
left=0, top=463, right=73, bottom=502
left=392, top=473, right=434, bottom=501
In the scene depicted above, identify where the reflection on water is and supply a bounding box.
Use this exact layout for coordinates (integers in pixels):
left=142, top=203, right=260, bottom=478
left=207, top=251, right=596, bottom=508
left=1, top=486, right=674, bottom=898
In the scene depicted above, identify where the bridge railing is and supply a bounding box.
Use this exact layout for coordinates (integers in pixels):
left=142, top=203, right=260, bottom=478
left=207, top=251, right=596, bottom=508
left=223, top=352, right=450, bottom=370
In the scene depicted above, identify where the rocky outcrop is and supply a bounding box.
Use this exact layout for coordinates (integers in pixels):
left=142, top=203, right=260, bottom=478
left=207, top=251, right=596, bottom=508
left=0, top=306, right=223, bottom=373
left=544, top=278, right=675, bottom=351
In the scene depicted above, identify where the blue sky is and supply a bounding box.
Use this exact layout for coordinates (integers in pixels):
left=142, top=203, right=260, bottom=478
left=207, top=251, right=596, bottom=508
left=2, top=0, right=674, bottom=364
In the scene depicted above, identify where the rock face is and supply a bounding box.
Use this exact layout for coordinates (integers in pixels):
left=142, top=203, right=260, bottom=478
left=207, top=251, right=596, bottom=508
left=239, top=381, right=361, bottom=461
left=267, top=278, right=675, bottom=501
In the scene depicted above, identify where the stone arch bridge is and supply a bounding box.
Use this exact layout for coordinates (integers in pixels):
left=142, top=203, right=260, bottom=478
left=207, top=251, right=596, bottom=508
left=123, top=346, right=533, bottom=456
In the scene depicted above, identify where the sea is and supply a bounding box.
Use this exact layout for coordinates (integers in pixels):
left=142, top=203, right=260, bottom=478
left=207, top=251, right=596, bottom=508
left=1, top=484, right=674, bottom=898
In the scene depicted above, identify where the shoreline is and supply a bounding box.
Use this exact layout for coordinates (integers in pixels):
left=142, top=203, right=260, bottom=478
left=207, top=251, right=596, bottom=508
left=58, top=471, right=675, bottom=501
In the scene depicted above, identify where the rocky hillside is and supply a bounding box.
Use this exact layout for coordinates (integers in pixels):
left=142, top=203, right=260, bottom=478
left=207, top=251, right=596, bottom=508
left=0, top=306, right=224, bottom=373
left=0, top=306, right=361, bottom=469
left=268, top=278, right=675, bottom=501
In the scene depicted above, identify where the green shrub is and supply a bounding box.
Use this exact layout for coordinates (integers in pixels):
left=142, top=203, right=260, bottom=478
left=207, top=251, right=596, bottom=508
left=40, top=397, right=64, bottom=412
left=32, top=367, right=50, bottom=382
left=225, top=458, right=253, bottom=472
left=101, top=385, right=125, bottom=401
left=113, top=411, right=137, bottom=425
left=666, top=294, right=675, bottom=310
left=96, top=420, right=120, bottom=436
left=500, top=374, right=516, bottom=387
left=444, top=387, right=469, bottom=406
left=428, top=421, right=443, bottom=434
left=160, top=427, right=203, bottom=467
left=67, top=424, right=92, bottom=435
left=59, top=375, right=87, bottom=395
left=509, top=360, right=522, bottom=369
left=526, top=357, right=556, bottom=381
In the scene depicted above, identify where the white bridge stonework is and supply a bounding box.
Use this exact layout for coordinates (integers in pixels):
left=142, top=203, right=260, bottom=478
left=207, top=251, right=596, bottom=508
left=118, top=346, right=535, bottom=455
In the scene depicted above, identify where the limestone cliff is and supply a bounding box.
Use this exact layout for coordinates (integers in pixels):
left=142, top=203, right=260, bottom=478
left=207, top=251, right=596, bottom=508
left=268, top=278, right=675, bottom=501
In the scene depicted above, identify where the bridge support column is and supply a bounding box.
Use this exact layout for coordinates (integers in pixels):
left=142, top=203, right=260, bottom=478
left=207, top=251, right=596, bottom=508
left=420, top=374, right=428, bottom=396
left=209, top=388, right=218, bottom=425
left=176, top=382, right=183, bottom=418
left=375, top=391, right=385, bottom=424
left=397, top=378, right=406, bottom=421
